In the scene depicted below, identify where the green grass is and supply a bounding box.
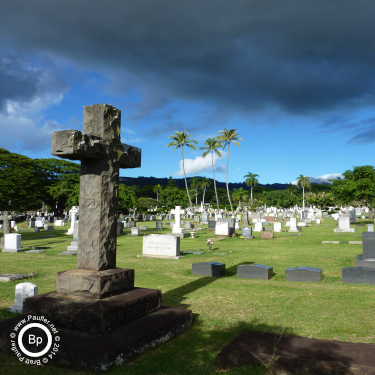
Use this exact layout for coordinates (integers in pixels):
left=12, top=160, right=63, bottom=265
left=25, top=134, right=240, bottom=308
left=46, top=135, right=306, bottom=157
left=0, top=218, right=374, bottom=374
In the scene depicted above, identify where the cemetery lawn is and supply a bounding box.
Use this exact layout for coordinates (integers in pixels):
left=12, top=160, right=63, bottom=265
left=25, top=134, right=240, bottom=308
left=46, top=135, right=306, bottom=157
left=1, top=218, right=374, bottom=375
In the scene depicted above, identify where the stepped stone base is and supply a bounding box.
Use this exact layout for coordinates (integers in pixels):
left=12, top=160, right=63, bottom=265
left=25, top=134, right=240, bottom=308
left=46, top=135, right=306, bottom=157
left=23, top=288, right=161, bottom=335
left=356, top=254, right=375, bottom=268
left=0, top=307, right=192, bottom=371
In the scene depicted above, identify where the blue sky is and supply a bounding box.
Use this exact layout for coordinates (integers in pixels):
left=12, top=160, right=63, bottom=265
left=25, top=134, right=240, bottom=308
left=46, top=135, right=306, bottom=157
left=0, top=1, right=374, bottom=185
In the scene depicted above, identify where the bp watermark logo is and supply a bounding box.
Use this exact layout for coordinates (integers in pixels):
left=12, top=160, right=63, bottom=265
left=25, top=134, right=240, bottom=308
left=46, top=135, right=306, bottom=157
left=9, top=315, right=60, bottom=365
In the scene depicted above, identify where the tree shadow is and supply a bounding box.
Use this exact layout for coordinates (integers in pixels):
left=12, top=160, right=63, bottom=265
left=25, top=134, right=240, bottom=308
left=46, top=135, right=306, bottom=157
left=163, top=264, right=244, bottom=309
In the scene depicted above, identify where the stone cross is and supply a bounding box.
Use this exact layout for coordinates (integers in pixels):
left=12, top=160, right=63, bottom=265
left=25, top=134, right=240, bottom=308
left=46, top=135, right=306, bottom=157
left=51, top=104, right=141, bottom=271
left=170, top=206, right=185, bottom=233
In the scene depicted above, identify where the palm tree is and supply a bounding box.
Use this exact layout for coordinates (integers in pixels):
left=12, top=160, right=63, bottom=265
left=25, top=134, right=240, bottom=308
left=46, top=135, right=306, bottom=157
left=286, top=183, right=297, bottom=195
left=296, top=175, right=311, bottom=209
left=153, top=184, right=162, bottom=201
left=189, top=177, right=202, bottom=205
left=232, top=188, right=248, bottom=207
left=200, top=177, right=211, bottom=206
left=217, top=129, right=243, bottom=213
left=199, top=138, right=223, bottom=212
left=243, top=172, right=259, bottom=204
left=166, top=131, right=197, bottom=210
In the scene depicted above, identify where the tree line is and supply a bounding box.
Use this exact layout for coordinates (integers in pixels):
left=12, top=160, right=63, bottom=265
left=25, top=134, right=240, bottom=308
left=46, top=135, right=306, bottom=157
left=1, top=146, right=375, bottom=216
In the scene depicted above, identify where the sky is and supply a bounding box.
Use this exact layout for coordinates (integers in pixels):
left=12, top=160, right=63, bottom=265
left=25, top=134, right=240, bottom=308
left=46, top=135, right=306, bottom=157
left=0, top=1, right=374, bottom=185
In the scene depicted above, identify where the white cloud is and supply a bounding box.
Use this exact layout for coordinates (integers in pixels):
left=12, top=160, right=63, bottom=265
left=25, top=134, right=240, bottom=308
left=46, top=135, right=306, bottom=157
left=291, top=173, right=344, bottom=185
left=174, top=152, right=226, bottom=176
left=122, top=128, right=136, bottom=134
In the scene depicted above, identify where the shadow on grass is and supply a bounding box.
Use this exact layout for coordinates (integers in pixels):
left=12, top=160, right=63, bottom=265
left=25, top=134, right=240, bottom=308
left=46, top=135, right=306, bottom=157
left=163, top=264, right=246, bottom=309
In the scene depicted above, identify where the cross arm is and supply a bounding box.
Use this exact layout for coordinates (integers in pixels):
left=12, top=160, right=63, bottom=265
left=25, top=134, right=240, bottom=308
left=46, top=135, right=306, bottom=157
left=51, top=130, right=105, bottom=161
left=118, top=144, right=141, bottom=169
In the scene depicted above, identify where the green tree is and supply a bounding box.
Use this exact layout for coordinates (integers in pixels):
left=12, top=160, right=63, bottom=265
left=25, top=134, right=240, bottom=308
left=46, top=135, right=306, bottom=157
left=199, top=138, right=222, bottom=212
left=34, top=158, right=80, bottom=216
left=304, top=191, right=334, bottom=208
left=189, top=177, right=202, bottom=205
left=232, top=188, right=248, bottom=207
left=118, top=184, right=137, bottom=214
left=159, top=187, right=189, bottom=209
left=286, top=183, right=298, bottom=195
left=137, top=197, right=159, bottom=209
left=167, top=176, right=177, bottom=188
left=217, top=129, right=242, bottom=212
left=166, top=131, right=197, bottom=210
left=200, top=177, right=211, bottom=206
left=265, top=190, right=300, bottom=209
left=0, top=149, right=42, bottom=235
left=331, top=166, right=375, bottom=217
left=243, top=172, right=259, bottom=204
left=296, top=175, right=311, bottom=209
left=153, top=184, right=163, bottom=201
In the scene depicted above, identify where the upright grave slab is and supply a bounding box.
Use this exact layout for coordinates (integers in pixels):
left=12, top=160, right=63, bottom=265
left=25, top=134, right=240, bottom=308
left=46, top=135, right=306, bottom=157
left=8, top=282, right=38, bottom=314
left=208, top=220, right=216, bottom=231
left=4, top=104, right=192, bottom=370
left=334, top=214, right=354, bottom=233
left=138, top=234, right=183, bottom=259
left=242, top=226, right=253, bottom=239
left=2, top=233, right=25, bottom=253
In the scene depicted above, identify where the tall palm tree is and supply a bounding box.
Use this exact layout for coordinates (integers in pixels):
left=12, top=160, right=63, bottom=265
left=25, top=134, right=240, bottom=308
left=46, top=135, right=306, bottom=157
left=200, top=177, right=211, bottom=206
left=217, top=129, right=243, bottom=213
left=166, top=131, right=197, bottom=210
left=189, top=177, right=202, bottom=205
left=199, top=138, right=222, bottom=213
left=232, top=188, right=248, bottom=207
left=153, top=184, right=162, bottom=201
left=243, top=172, right=259, bottom=204
left=296, top=175, right=311, bottom=209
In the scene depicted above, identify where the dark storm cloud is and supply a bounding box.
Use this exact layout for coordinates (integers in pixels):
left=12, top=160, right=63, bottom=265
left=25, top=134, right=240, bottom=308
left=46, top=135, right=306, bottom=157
left=1, top=0, right=375, bottom=115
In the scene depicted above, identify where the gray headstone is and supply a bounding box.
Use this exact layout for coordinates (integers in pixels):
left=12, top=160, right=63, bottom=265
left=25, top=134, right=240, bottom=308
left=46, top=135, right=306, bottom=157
left=237, top=264, right=273, bottom=280
left=156, top=221, right=163, bottom=230
left=285, top=267, right=323, bottom=282
left=67, top=221, right=79, bottom=251
left=242, top=226, right=253, bottom=238
left=192, top=262, right=225, bottom=277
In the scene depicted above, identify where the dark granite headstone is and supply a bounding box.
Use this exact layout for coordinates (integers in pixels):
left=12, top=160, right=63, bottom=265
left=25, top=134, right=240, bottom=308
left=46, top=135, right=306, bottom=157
left=192, top=262, right=225, bottom=277
left=362, top=232, right=375, bottom=260
left=285, top=267, right=323, bottom=282
left=237, top=264, right=273, bottom=280
left=342, top=267, right=375, bottom=285
left=156, top=221, right=163, bottom=230
left=208, top=220, right=216, bottom=231
left=117, top=221, right=123, bottom=235
left=242, top=226, right=253, bottom=238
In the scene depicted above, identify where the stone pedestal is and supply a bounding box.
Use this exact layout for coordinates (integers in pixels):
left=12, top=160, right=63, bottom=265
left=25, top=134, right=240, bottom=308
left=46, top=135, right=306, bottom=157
left=2, top=233, right=25, bottom=253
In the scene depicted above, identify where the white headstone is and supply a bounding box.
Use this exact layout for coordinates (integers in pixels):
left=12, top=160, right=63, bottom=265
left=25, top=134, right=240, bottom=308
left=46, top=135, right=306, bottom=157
left=131, top=227, right=140, bottom=236
left=215, top=222, right=229, bottom=236
left=367, top=224, right=374, bottom=232
left=334, top=214, right=354, bottom=232
left=139, top=234, right=182, bottom=259
left=8, top=282, right=38, bottom=313
left=253, top=222, right=264, bottom=232
left=2, top=233, right=25, bottom=253
left=289, top=218, right=301, bottom=232
left=273, top=222, right=282, bottom=232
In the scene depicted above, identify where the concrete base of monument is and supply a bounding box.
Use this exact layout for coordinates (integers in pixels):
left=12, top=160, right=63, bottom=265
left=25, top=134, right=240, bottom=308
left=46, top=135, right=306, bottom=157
left=58, top=251, right=77, bottom=255
left=167, top=233, right=189, bottom=238
left=56, top=268, right=135, bottom=299
left=1, top=248, right=25, bottom=253
left=356, top=254, right=375, bottom=269
left=137, top=254, right=184, bottom=260
left=24, top=287, right=161, bottom=335
left=0, top=307, right=192, bottom=371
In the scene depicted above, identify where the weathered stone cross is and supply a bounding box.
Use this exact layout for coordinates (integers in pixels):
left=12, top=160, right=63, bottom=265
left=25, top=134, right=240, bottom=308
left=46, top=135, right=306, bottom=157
left=52, top=104, right=141, bottom=271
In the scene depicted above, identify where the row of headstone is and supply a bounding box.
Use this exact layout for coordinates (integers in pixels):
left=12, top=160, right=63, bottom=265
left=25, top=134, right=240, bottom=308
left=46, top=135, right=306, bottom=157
left=191, top=262, right=323, bottom=282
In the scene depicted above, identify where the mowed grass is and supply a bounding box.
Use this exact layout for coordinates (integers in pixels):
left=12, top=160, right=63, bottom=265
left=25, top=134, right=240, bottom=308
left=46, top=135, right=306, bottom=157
left=0, top=217, right=375, bottom=374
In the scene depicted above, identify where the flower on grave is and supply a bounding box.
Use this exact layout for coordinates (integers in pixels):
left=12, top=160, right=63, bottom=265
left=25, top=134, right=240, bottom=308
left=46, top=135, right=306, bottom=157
left=206, top=239, right=213, bottom=250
